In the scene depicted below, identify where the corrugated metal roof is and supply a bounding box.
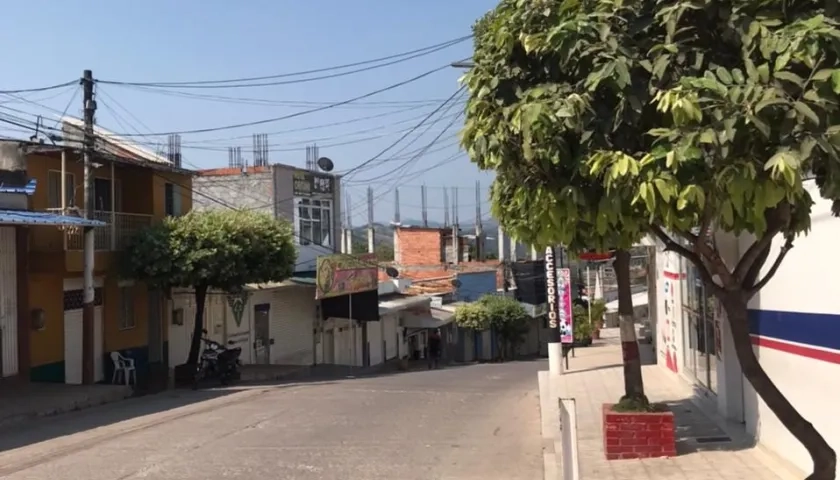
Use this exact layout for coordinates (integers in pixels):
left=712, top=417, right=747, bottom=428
left=0, top=178, right=36, bottom=195
left=0, top=210, right=106, bottom=227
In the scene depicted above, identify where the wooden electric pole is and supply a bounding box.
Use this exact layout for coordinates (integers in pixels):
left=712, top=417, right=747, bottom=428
left=81, top=69, right=97, bottom=385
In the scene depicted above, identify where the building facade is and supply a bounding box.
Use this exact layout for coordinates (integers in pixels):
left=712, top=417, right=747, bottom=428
left=9, top=130, right=193, bottom=385
left=193, top=164, right=342, bottom=272
left=651, top=179, right=839, bottom=476
left=169, top=281, right=317, bottom=369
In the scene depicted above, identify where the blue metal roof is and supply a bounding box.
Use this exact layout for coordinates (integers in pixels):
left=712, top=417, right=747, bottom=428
left=0, top=179, right=37, bottom=196
left=0, top=210, right=106, bottom=227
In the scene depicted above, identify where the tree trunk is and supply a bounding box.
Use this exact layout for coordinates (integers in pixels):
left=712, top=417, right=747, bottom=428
left=613, top=249, right=646, bottom=401
left=721, top=295, right=836, bottom=480
left=186, top=284, right=209, bottom=366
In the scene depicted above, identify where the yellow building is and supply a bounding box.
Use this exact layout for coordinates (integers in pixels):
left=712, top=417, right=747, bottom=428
left=25, top=134, right=192, bottom=385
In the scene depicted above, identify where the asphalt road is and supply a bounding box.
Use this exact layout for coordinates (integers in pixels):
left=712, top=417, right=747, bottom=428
left=0, top=360, right=544, bottom=480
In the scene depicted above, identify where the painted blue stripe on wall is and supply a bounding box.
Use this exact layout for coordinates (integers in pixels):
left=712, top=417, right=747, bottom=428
left=748, top=309, right=840, bottom=352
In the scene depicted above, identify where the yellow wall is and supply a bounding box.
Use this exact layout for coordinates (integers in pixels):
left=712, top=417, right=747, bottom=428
left=103, top=277, right=149, bottom=352
left=152, top=171, right=193, bottom=218
left=28, top=274, right=65, bottom=367
left=26, top=150, right=192, bottom=371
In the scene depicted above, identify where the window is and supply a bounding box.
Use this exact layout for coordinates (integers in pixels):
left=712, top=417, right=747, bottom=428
left=92, top=178, right=123, bottom=211
left=47, top=171, right=76, bottom=209
left=119, top=286, right=135, bottom=330
left=296, top=198, right=332, bottom=247
left=165, top=182, right=182, bottom=216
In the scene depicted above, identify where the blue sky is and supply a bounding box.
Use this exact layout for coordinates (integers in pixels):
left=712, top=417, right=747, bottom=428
left=0, top=0, right=498, bottom=225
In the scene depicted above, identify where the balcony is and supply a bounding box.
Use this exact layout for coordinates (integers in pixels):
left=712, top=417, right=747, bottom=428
left=51, top=210, right=154, bottom=251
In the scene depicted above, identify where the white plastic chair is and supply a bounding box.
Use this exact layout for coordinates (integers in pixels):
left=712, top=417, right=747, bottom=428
left=110, top=351, right=136, bottom=385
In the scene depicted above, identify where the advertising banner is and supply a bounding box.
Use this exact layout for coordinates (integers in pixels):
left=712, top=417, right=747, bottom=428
left=315, top=253, right=378, bottom=300
left=558, top=267, right=573, bottom=344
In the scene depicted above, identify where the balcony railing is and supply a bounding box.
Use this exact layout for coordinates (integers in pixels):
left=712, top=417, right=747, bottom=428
left=53, top=210, right=154, bottom=251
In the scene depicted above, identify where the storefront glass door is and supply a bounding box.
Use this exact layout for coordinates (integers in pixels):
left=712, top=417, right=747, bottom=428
left=680, top=259, right=718, bottom=394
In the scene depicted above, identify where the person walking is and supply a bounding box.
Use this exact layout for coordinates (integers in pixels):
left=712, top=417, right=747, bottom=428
left=427, top=329, right=442, bottom=369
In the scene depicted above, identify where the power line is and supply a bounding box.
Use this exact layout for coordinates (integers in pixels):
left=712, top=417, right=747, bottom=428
left=109, top=85, right=452, bottom=109
left=337, top=86, right=466, bottom=180
left=0, top=80, right=78, bottom=95
left=97, top=63, right=459, bottom=137
left=98, top=36, right=471, bottom=87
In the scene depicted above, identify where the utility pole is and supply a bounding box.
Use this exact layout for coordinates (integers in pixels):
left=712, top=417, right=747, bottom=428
left=81, top=70, right=96, bottom=385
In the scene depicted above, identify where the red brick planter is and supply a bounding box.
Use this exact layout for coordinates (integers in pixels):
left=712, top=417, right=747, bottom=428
left=602, top=404, right=676, bottom=460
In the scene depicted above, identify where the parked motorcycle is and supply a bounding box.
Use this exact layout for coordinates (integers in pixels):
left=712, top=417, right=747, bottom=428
left=193, top=330, right=242, bottom=389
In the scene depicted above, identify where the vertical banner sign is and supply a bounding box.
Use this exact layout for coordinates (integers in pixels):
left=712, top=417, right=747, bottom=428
left=544, top=247, right=561, bottom=343
left=558, top=267, right=573, bottom=344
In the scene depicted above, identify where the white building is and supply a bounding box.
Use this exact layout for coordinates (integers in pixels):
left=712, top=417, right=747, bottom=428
left=650, top=179, right=840, bottom=477
left=168, top=279, right=317, bottom=368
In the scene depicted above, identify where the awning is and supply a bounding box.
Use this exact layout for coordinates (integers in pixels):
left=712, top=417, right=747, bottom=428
left=400, top=308, right=455, bottom=329
left=0, top=210, right=106, bottom=227
left=379, top=294, right=430, bottom=315
left=605, top=291, right=649, bottom=312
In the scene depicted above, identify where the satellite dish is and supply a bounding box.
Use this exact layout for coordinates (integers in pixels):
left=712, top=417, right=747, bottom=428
left=450, top=279, right=462, bottom=288
left=385, top=266, right=399, bottom=278
left=317, top=156, right=334, bottom=172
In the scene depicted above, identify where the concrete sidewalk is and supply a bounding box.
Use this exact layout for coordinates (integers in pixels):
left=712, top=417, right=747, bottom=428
left=0, top=383, right=132, bottom=429
left=539, top=329, right=796, bottom=480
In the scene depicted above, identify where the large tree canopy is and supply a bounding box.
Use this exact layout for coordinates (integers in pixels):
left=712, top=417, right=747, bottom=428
left=461, top=0, right=840, bottom=476
left=122, top=209, right=297, bottom=365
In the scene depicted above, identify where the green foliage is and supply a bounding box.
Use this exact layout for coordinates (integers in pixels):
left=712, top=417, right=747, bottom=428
left=453, top=302, right=492, bottom=330
left=453, top=295, right=530, bottom=342
left=478, top=294, right=530, bottom=337
left=462, top=0, right=840, bottom=294
left=590, top=298, right=607, bottom=324
left=572, top=304, right=597, bottom=340
left=121, top=209, right=297, bottom=291
left=351, top=235, right=394, bottom=262
left=612, top=397, right=667, bottom=413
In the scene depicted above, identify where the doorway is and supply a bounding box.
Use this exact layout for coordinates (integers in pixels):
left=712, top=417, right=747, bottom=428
left=147, top=290, right=164, bottom=365
left=253, top=304, right=271, bottom=364
left=63, top=306, right=103, bottom=384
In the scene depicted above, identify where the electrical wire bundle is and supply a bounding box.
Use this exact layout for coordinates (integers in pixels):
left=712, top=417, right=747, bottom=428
left=0, top=34, right=489, bottom=272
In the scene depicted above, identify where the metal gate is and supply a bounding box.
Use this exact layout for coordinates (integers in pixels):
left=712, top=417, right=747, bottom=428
left=253, top=303, right=271, bottom=364
left=0, top=227, right=17, bottom=378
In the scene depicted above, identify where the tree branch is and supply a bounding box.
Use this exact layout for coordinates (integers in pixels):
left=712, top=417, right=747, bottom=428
left=742, top=243, right=772, bottom=289
left=649, top=224, right=726, bottom=297
left=747, top=236, right=794, bottom=295
left=733, top=204, right=791, bottom=283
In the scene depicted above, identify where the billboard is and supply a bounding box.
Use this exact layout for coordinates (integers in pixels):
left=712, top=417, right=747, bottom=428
left=315, top=253, right=378, bottom=300
left=558, top=267, right=573, bottom=344
left=545, top=247, right=574, bottom=344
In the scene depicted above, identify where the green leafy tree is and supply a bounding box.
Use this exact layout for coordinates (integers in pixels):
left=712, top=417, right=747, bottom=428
left=453, top=302, right=492, bottom=331
left=462, top=1, right=651, bottom=405
left=122, top=210, right=296, bottom=366
left=479, top=295, right=530, bottom=360
left=464, top=0, right=840, bottom=476
left=454, top=295, right=530, bottom=360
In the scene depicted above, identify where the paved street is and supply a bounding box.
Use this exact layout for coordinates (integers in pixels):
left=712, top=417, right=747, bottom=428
left=0, top=361, right=544, bottom=480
